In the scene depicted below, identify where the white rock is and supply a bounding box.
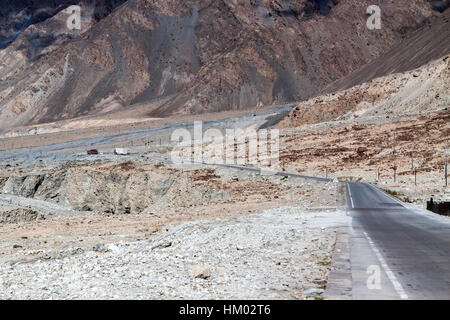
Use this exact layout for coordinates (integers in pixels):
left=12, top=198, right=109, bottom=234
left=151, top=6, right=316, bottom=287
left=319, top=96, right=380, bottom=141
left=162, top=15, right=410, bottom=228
left=191, top=264, right=211, bottom=279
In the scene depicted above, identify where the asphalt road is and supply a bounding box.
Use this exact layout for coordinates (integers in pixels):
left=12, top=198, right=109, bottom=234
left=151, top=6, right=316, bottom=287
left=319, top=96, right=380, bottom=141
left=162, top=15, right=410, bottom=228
left=347, top=182, right=450, bottom=299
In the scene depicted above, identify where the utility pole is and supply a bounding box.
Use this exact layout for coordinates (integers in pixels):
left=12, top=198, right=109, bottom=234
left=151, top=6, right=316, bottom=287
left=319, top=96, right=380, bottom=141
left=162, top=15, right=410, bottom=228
left=392, top=132, right=397, bottom=156
left=392, top=133, right=397, bottom=184
left=409, top=146, right=415, bottom=186
left=445, top=142, right=448, bottom=187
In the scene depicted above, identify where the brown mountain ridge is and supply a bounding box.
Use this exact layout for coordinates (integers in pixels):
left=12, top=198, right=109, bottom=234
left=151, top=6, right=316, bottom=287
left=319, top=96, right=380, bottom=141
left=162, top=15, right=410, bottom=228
left=0, top=0, right=447, bottom=130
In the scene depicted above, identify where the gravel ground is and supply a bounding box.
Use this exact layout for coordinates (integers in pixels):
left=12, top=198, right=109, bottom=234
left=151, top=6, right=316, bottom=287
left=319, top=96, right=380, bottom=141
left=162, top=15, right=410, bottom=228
left=0, top=207, right=348, bottom=300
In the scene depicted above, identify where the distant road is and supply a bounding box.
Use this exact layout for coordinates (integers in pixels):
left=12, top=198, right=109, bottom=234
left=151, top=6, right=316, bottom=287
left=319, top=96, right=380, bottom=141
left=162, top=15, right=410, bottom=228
left=200, top=162, right=330, bottom=182
left=347, top=182, right=450, bottom=299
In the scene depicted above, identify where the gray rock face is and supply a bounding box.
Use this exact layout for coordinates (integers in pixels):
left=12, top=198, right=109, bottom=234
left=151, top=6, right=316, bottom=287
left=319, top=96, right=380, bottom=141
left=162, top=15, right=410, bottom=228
left=428, top=0, right=449, bottom=12
left=0, top=0, right=127, bottom=50
left=0, top=208, right=44, bottom=224
left=0, top=163, right=230, bottom=215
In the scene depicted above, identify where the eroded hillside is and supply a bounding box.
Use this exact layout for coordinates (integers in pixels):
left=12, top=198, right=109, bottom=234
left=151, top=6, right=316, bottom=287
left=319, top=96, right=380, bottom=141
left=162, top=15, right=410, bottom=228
left=0, top=0, right=444, bottom=130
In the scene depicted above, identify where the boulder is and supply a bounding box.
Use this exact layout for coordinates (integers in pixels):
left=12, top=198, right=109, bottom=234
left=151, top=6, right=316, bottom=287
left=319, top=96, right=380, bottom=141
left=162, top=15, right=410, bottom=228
left=191, top=264, right=211, bottom=279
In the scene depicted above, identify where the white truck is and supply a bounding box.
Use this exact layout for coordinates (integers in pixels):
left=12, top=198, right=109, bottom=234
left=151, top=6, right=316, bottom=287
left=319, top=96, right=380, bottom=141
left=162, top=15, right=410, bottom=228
left=114, top=148, right=129, bottom=155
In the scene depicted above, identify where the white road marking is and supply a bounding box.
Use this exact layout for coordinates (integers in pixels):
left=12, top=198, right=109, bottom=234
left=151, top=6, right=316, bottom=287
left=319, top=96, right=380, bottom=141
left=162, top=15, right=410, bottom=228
left=363, top=231, right=408, bottom=299
left=347, top=183, right=354, bottom=208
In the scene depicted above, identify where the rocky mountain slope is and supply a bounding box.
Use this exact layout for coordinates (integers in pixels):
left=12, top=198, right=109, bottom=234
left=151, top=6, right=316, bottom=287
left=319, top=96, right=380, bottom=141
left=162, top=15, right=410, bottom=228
left=0, top=0, right=445, bottom=130
left=280, top=53, right=449, bottom=127
left=324, top=8, right=450, bottom=95
left=278, top=52, right=449, bottom=204
left=0, top=0, right=127, bottom=49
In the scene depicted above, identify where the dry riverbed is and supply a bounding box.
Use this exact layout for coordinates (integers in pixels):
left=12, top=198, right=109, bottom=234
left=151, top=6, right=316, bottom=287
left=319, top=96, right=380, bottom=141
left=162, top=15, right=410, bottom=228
left=0, top=207, right=348, bottom=300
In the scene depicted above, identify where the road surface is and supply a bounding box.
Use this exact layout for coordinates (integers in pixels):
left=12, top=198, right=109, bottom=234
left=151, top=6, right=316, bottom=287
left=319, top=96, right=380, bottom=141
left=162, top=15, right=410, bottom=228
left=347, top=182, right=450, bottom=299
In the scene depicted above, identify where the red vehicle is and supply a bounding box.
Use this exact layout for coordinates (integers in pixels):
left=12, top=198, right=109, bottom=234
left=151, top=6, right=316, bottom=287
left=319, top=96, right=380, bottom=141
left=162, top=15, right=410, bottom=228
left=87, top=149, right=99, bottom=155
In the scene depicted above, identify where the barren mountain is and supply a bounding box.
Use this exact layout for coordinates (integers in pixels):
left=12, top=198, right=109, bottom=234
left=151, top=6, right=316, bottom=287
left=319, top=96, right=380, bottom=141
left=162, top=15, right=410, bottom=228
left=277, top=50, right=449, bottom=203
left=324, top=8, right=450, bottom=94
left=280, top=53, right=449, bottom=127
left=0, top=0, right=447, bottom=130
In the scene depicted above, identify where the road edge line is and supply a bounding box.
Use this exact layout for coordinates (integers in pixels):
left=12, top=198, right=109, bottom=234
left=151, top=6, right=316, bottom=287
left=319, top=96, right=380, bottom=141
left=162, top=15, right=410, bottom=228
left=363, top=231, right=408, bottom=299
left=346, top=183, right=354, bottom=209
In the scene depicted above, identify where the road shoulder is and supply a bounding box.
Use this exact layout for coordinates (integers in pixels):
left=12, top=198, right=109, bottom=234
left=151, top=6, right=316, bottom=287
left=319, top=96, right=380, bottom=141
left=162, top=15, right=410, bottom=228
left=323, top=217, right=352, bottom=300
